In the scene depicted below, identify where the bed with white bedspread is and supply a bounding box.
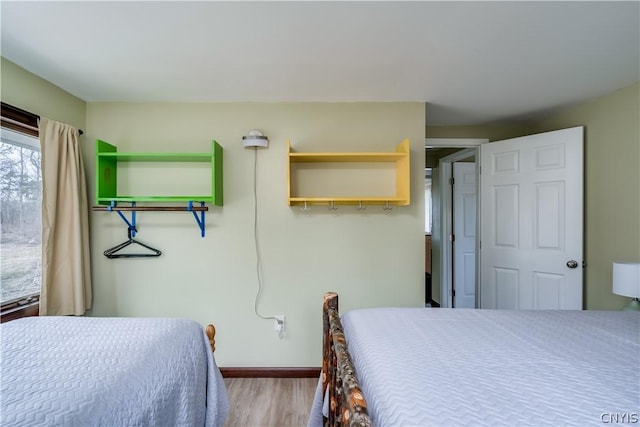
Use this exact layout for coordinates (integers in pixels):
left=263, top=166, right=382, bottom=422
left=1, top=316, right=229, bottom=427
left=309, top=293, right=640, bottom=427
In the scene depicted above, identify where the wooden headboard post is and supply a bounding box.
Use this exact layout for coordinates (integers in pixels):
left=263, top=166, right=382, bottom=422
left=323, top=292, right=338, bottom=426
left=323, top=292, right=371, bottom=427
left=205, top=324, right=216, bottom=353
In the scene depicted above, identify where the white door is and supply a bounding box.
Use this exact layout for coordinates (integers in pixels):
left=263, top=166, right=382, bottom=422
left=453, top=162, right=477, bottom=308
left=480, top=127, right=583, bottom=310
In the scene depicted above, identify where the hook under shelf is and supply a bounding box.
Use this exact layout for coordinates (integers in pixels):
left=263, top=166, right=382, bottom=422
left=300, top=200, right=311, bottom=211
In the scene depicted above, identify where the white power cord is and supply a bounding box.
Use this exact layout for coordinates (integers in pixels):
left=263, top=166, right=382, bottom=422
left=251, top=147, right=284, bottom=335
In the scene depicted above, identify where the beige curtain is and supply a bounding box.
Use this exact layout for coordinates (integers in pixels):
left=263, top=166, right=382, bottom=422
left=39, top=117, right=92, bottom=316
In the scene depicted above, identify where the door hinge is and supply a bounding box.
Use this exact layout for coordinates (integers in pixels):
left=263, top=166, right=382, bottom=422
left=449, top=177, right=454, bottom=185
left=449, top=234, right=455, bottom=242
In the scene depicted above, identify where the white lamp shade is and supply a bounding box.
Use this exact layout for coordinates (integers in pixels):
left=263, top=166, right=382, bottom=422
left=612, top=262, right=640, bottom=298
left=242, top=130, right=269, bottom=148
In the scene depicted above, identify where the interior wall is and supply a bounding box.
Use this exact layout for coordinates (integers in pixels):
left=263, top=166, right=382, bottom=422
left=530, top=81, right=640, bottom=310
left=426, top=124, right=532, bottom=142
left=2, top=57, right=425, bottom=366
left=7, top=50, right=633, bottom=348
left=86, top=102, right=426, bottom=367
left=1, top=58, right=86, bottom=131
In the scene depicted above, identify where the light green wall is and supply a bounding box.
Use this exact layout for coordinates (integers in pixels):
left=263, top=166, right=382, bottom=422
left=86, top=102, right=426, bottom=367
left=531, top=82, right=640, bottom=310
left=1, top=58, right=86, bottom=130
left=1, top=56, right=425, bottom=367
left=6, top=49, right=634, bottom=362
left=426, top=124, right=531, bottom=142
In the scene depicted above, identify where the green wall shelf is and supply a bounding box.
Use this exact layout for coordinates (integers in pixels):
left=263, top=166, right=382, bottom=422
left=94, top=139, right=223, bottom=238
left=95, top=139, right=223, bottom=206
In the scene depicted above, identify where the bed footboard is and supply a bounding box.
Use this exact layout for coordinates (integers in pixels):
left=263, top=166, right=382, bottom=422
left=323, top=292, right=372, bottom=427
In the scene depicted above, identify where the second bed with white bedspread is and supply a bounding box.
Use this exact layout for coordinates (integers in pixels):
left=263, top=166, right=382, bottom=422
left=310, top=307, right=639, bottom=426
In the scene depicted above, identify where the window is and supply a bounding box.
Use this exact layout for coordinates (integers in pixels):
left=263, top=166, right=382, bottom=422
left=1, top=127, right=41, bottom=307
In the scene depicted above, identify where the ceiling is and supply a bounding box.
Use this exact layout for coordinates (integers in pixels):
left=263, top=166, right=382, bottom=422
left=1, top=1, right=638, bottom=126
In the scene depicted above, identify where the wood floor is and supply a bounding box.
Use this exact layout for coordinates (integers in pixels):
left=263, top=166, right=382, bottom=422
left=224, top=377, right=318, bottom=427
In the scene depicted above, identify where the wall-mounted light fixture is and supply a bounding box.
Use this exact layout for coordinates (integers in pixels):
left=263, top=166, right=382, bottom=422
left=242, top=128, right=279, bottom=331
left=242, top=129, right=269, bottom=148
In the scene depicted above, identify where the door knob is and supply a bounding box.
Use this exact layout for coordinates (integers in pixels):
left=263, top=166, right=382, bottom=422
left=566, top=260, right=578, bottom=269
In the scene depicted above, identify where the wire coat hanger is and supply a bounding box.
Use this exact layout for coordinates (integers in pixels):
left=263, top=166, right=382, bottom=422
left=103, top=226, right=162, bottom=259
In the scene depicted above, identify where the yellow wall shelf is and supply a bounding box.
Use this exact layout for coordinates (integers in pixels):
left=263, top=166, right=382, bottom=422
left=287, top=139, right=410, bottom=207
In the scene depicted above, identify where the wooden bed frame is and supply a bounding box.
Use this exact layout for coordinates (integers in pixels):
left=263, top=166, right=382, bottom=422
left=205, top=324, right=216, bottom=353
left=322, top=292, right=372, bottom=427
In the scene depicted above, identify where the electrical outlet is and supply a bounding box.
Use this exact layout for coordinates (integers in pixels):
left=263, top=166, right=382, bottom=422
left=274, top=315, right=286, bottom=333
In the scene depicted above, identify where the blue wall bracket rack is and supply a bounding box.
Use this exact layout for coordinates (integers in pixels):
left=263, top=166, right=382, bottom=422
left=93, top=201, right=210, bottom=238
left=187, top=201, right=206, bottom=238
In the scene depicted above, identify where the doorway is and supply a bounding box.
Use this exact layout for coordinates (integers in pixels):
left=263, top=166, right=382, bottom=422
left=425, top=138, right=486, bottom=308
left=426, top=128, right=584, bottom=310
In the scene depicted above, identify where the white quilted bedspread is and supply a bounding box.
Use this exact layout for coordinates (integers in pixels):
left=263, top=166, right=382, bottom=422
left=1, top=316, right=229, bottom=427
left=309, top=308, right=639, bottom=427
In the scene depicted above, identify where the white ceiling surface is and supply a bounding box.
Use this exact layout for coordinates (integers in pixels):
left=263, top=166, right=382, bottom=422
left=1, top=1, right=639, bottom=126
